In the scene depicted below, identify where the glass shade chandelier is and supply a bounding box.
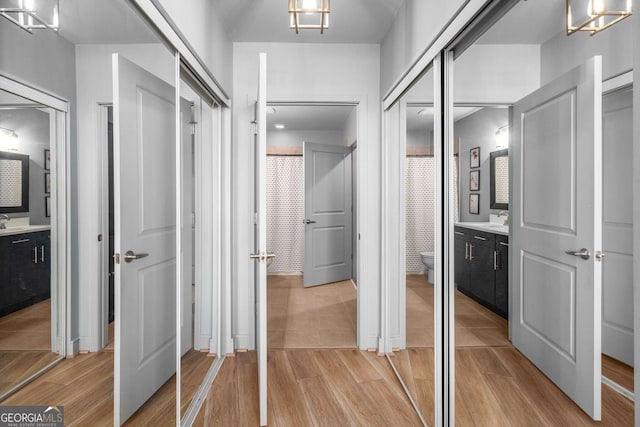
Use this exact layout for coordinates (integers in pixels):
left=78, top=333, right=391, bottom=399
left=567, top=0, right=632, bottom=35
left=289, top=0, right=330, bottom=34
left=0, top=0, right=59, bottom=33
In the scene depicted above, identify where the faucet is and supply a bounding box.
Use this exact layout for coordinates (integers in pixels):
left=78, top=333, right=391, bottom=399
left=0, top=214, right=9, bottom=230
left=498, top=211, right=509, bottom=226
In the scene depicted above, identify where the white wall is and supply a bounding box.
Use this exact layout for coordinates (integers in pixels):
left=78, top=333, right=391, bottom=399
left=156, top=0, right=233, bottom=93
left=342, top=107, right=358, bottom=146
left=267, top=130, right=343, bottom=147
left=74, top=43, right=174, bottom=351
left=380, top=0, right=467, bottom=94
left=541, top=17, right=632, bottom=85
left=232, top=42, right=381, bottom=350
left=455, top=107, right=509, bottom=222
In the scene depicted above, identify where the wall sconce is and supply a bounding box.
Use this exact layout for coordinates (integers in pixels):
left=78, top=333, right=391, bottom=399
left=289, top=0, right=330, bottom=34
left=495, top=126, right=509, bottom=149
left=0, top=127, right=19, bottom=151
left=567, top=0, right=632, bottom=36
left=0, top=0, right=59, bottom=33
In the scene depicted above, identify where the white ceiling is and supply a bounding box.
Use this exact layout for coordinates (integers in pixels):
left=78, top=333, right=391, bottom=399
left=476, top=0, right=566, bottom=45
left=57, top=0, right=158, bottom=44
left=213, top=0, right=405, bottom=43
left=266, top=105, right=354, bottom=131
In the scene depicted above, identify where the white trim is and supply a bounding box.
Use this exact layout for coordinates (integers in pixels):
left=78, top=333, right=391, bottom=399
left=98, top=103, right=112, bottom=351
left=382, top=0, right=491, bottom=110
left=601, top=375, right=634, bottom=401
left=602, top=70, right=633, bottom=93
left=175, top=51, right=182, bottom=427
left=0, top=75, right=69, bottom=359
left=258, top=96, right=373, bottom=350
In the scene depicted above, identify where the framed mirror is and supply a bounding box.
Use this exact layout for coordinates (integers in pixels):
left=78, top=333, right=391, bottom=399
left=0, top=151, right=29, bottom=213
left=490, top=148, right=508, bottom=210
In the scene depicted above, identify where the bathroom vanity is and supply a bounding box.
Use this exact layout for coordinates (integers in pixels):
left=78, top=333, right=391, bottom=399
left=454, top=223, right=508, bottom=318
left=0, top=226, right=51, bottom=316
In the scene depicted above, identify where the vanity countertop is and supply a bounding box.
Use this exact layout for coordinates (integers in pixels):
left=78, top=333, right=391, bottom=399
left=455, top=222, right=509, bottom=236
left=0, top=225, right=51, bottom=237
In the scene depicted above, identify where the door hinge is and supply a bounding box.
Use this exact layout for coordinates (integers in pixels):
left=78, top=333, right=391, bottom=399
left=189, top=121, right=197, bottom=135
left=191, top=212, right=196, bottom=227
left=98, top=234, right=103, bottom=242
left=192, top=302, right=195, bottom=314
left=251, top=120, right=257, bottom=135
left=113, top=253, right=120, bottom=264
left=254, top=212, right=258, bottom=225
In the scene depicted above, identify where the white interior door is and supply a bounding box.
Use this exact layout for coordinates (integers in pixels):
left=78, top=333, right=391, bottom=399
left=252, top=52, right=268, bottom=427
left=511, top=56, right=603, bottom=419
left=303, top=142, right=353, bottom=287
left=112, top=54, right=177, bottom=425
left=602, top=86, right=634, bottom=366
left=181, top=97, right=194, bottom=355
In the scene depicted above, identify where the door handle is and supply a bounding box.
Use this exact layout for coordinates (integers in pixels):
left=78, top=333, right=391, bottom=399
left=33, top=247, right=38, bottom=264
left=303, top=219, right=316, bottom=224
left=250, top=252, right=276, bottom=262
left=493, top=251, right=498, bottom=271
left=124, top=250, right=149, bottom=263
left=41, top=245, right=45, bottom=262
left=565, top=248, right=591, bottom=260
left=469, top=244, right=474, bottom=260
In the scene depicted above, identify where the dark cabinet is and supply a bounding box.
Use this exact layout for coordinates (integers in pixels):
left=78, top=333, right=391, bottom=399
left=454, top=226, right=508, bottom=319
left=0, top=230, right=51, bottom=316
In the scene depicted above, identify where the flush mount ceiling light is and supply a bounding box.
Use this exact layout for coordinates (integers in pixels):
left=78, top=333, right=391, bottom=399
left=289, top=0, right=330, bottom=34
left=0, top=0, right=59, bottom=33
left=274, top=124, right=286, bottom=129
left=567, top=0, right=632, bottom=36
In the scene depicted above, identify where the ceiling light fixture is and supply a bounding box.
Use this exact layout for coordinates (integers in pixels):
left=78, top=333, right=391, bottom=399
left=267, top=107, right=277, bottom=114
left=0, top=127, right=19, bottom=151
left=567, top=0, right=632, bottom=36
left=0, top=0, right=59, bottom=34
left=288, top=0, right=330, bottom=34
left=274, top=124, right=286, bottom=130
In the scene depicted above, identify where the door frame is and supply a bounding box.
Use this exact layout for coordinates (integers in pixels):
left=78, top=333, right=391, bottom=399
left=0, top=74, right=69, bottom=357
left=254, top=97, right=367, bottom=348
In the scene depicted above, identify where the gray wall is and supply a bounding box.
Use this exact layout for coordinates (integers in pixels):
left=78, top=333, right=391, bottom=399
left=0, top=20, right=78, bottom=349
left=267, top=130, right=343, bottom=147
left=541, top=17, right=632, bottom=85
left=456, top=107, right=509, bottom=222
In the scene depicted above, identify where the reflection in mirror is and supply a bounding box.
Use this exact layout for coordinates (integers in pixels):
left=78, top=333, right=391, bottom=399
left=385, top=65, right=435, bottom=426
left=490, top=148, right=508, bottom=210
left=0, top=152, right=29, bottom=212
left=0, top=0, right=180, bottom=424
left=0, top=91, right=57, bottom=401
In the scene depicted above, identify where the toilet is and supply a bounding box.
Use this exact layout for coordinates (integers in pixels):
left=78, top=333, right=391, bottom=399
left=420, top=252, right=434, bottom=284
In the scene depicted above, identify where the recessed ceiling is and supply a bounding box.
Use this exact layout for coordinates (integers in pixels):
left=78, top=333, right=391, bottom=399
left=476, top=0, right=566, bottom=45
left=266, top=105, right=354, bottom=131
left=58, top=0, right=159, bottom=44
left=213, top=0, right=405, bottom=43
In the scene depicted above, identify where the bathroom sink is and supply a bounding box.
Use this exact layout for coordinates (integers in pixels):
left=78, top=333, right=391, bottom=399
left=455, top=222, right=509, bottom=235
left=0, top=225, right=50, bottom=236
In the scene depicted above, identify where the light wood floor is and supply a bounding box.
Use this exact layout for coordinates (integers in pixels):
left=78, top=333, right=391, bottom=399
left=0, top=299, right=51, bottom=350
left=0, top=299, right=59, bottom=399
left=194, top=349, right=424, bottom=426
left=392, top=347, right=634, bottom=426
left=3, top=348, right=212, bottom=425
left=407, top=274, right=509, bottom=347
left=267, top=275, right=357, bottom=348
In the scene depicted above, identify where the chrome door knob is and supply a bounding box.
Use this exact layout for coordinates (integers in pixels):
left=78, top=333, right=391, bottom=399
left=124, top=250, right=149, bottom=263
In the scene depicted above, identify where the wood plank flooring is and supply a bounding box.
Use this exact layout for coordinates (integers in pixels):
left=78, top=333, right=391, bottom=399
left=603, top=354, right=634, bottom=392
left=267, top=275, right=357, bottom=348
left=193, top=349, right=424, bottom=426
left=2, top=349, right=213, bottom=426
left=0, top=299, right=59, bottom=399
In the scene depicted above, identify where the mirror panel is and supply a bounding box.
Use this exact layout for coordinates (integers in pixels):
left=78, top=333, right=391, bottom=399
left=0, top=152, right=29, bottom=212
left=490, top=148, right=509, bottom=210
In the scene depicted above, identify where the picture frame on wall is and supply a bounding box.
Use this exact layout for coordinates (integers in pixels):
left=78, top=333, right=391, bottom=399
left=44, top=149, right=51, bottom=171
left=469, top=194, right=479, bottom=215
left=470, top=146, right=480, bottom=168
left=44, top=173, right=51, bottom=194
left=470, top=170, right=480, bottom=191
left=45, top=196, right=51, bottom=218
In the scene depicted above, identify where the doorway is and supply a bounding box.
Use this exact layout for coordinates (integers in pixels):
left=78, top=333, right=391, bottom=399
left=264, top=104, right=358, bottom=349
